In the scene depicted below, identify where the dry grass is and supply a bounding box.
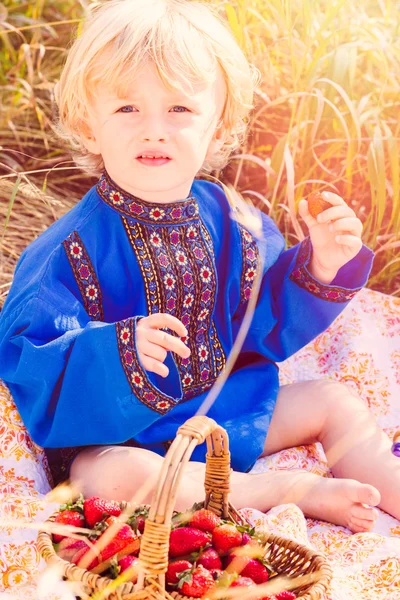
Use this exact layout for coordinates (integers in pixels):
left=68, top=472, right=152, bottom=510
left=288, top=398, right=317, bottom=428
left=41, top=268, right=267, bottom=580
left=1, top=0, right=400, bottom=297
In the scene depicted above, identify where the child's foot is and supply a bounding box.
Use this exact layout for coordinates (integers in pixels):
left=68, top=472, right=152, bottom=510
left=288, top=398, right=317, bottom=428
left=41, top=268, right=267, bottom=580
left=229, top=470, right=381, bottom=534
left=293, top=476, right=380, bottom=533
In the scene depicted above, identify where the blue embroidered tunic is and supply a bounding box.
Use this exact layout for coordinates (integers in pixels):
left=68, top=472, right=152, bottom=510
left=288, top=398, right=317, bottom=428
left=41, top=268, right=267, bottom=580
left=0, top=172, right=374, bottom=480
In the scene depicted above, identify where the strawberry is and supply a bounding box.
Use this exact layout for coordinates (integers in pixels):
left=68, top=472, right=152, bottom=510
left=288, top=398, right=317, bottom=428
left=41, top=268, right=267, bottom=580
left=230, top=576, right=256, bottom=588
left=53, top=510, right=85, bottom=543
left=75, top=516, right=139, bottom=571
left=307, top=191, right=331, bottom=219
left=225, top=555, right=269, bottom=584
left=118, top=555, right=139, bottom=582
left=57, top=537, right=89, bottom=562
left=240, top=558, right=270, bottom=584
left=127, top=507, right=148, bottom=534
left=83, top=496, right=122, bottom=528
left=169, top=527, right=210, bottom=557
left=136, top=516, right=146, bottom=534
left=190, top=509, right=221, bottom=532
left=178, top=565, right=215, bottom=598
left=72, top=545, right=99, bottom=570
left=196, top=548, right=222, bottom=570
left=166, top=560, right=193, bottom=585
left=241, top=532, right=252, bottom=545
left=260, top=593, right=297, bottom=600
left=96, top=517, right=139, bottom=562
left=212, top=524, right=242, bottom=554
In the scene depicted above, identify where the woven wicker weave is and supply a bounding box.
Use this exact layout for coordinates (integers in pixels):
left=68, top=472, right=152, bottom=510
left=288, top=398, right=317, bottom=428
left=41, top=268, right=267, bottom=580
left=38, top=416, right=332, bottom=600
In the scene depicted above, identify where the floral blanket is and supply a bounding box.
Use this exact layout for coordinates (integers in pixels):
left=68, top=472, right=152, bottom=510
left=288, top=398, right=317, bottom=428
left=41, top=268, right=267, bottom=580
left=0, top=287, right=399, bottom=599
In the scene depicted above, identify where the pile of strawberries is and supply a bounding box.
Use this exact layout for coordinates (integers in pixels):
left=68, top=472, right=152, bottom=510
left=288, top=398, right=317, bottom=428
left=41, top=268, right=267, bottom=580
left=51, top=496, right=297, bottom=600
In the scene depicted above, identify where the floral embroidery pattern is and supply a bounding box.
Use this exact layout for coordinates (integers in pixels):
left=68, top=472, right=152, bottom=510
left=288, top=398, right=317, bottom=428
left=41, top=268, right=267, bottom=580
left=122, top=217, right=226, bottom=402
left=97, top=171, right=199, bottom=224
left=289, top=237, right=360, bottom=302
left=238, top=225, right=260, bottom=304
left=116, top=318, right=179, bottom=414
left=63, top=231, right=104, bottom=320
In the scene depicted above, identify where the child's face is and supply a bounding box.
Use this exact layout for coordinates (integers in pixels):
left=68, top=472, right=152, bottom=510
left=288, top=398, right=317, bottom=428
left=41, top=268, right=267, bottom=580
left=84, top=61, right=226, bottom=203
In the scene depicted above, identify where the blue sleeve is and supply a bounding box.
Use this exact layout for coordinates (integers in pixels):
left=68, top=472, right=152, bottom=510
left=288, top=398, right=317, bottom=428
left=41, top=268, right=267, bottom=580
left=239, top=222, right=374, bottom=363
left=0, top=295, right=182, bottom=448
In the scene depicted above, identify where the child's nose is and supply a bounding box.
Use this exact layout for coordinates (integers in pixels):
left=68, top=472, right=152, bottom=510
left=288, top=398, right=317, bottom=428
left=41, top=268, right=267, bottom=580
left=140, top=117, right=169, bottom=142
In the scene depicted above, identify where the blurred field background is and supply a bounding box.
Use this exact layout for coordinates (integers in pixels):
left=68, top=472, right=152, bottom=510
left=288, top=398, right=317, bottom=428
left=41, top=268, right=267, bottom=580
left=1, top=0, right=399, bottom=305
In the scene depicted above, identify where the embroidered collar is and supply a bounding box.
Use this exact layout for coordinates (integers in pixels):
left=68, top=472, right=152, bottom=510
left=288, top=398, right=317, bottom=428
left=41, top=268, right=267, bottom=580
left=96, top=171, right=199, bottom=224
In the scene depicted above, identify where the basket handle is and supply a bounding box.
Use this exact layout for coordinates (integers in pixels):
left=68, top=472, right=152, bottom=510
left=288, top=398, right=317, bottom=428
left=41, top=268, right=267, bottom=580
left=136, top=415, right=233, bottom=591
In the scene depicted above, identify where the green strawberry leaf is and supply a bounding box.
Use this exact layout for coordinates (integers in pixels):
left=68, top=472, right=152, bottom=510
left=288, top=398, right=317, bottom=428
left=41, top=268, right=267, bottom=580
left=176, top=568, right=194, bottom=589
left=60, top=493, right=84, bottom=514
left=130, top=507, right=149, bottom=518
left=236, top=524, right=256, bottom=536
left=215, top=571, right=238, bottom=588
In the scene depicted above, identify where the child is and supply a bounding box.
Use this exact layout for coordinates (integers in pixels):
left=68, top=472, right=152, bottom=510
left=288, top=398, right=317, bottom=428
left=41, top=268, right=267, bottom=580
left=1, top=0, right=399, bottom=534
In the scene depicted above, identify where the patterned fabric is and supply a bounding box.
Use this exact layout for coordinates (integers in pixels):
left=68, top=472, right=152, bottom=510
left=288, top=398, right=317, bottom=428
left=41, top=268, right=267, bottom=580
left=289, top=237, right=360, bottom=302
left=116, top=317, right=179, bottom=413
left=97, top=171, right=199, bottom=223
left=122, top=216, right=225, bottom=400
left=0, top=288, right=399, bottom=598
left=238, top=224, right=260, bottom=304
left=63, top=231, right=104, bottom=320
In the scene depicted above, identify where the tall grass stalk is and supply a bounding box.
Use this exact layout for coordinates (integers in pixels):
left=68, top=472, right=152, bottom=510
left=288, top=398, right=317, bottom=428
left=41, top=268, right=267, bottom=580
left=1, top=0, right=399, bottom=294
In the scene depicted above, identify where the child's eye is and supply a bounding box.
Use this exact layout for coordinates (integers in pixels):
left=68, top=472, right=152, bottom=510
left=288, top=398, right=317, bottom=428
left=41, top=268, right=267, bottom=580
left=116, top=105, right=190, bottom=113
left=170, top=106, right=190, bottom=113
left=117, top=105, right=136, bottom=113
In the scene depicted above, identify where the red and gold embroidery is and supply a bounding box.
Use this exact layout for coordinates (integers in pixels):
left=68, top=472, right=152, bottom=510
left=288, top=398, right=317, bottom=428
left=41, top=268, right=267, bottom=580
left=289, top=237, right=359, bottom=302
left=122, top=216, right=226, bottom=401
left=63, top=232, right=104, bottom=320
left=238, top=225, right=260, bottom=304
left=97, top=171, right=198, bottom=224
left=116, top=318, right=177, bottom=414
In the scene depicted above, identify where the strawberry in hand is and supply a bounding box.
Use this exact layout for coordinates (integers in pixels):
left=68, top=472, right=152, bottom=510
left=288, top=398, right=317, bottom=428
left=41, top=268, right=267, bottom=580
left=298, top=191, right=363, bottom=284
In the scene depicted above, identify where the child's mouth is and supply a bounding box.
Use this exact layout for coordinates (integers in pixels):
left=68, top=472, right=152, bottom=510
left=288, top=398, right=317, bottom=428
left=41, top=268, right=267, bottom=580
left=136, top=156, right=172, bottom=167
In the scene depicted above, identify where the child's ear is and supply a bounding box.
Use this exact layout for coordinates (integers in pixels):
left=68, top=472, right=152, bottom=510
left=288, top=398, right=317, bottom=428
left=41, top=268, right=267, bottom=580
left=206, top=121, right=225, bottom=157
left=80, top=124, right=101, bottom=155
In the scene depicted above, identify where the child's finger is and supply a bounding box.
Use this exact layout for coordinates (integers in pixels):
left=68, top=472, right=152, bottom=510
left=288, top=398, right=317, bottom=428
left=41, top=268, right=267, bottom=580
left=141, top=313, right=188, bottom=337
left=334, top=234, right=363, bottom=250
left=317, top=205, right=355, bottom=224
left=140, top=355, right=170, bottom=378
left=139, top=341, right=168, bottom=363
left=320, top=191, right=347, bottom=206
left=329, top=217, right=363, bottom=237
left=146, top=328, right=191, bottom=359
left=298, top=199, right=316, bottom=227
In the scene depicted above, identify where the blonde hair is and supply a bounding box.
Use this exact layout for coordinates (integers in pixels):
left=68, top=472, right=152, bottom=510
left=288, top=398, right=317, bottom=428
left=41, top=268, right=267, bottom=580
left=54, top=0, right=260, bottom=177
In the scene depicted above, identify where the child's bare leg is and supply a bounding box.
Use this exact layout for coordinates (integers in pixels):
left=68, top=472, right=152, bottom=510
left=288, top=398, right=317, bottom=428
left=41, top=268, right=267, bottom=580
left=70, top=445, right=359, bottom=521
left=69, top=434, right=379, bottom=533
left=263, top=379, right=400, bottom=526
left=71, top=446, right=290, bottom=512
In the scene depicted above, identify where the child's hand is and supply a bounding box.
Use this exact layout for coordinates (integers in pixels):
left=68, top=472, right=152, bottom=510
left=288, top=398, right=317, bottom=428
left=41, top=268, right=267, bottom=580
left=136, top=313, right=190, bottom=378
left=298, top=191, right=363, bottom=283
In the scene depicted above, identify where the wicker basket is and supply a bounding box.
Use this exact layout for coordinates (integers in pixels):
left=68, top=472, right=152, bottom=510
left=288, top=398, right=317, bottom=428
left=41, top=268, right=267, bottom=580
left=38, top=416, right=332, bottom=600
